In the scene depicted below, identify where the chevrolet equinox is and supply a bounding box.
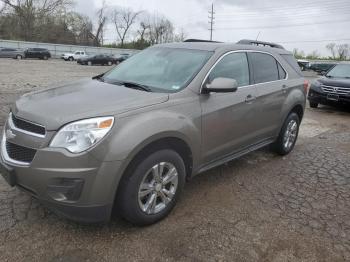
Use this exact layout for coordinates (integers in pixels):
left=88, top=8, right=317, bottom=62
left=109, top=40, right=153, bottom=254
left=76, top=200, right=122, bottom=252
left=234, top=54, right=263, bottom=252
left=0, top=40, right=307, bottom=225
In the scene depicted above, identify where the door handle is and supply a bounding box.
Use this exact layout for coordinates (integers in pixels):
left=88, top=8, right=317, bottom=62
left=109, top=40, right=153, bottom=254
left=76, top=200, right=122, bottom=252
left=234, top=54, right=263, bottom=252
left=245, top=94, right=256, bottom=103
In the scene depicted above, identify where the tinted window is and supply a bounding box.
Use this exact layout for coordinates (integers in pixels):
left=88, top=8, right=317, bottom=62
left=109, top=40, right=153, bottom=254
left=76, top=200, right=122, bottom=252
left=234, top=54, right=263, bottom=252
left=250, top=53, right=279, bottom=84
left=2, top=48, right=15, bottom=51
left=208, top=52, right=250, bottom=87
left=281, top=54, right=302, bottom=75
left=277, top=62, right=286, bottom=79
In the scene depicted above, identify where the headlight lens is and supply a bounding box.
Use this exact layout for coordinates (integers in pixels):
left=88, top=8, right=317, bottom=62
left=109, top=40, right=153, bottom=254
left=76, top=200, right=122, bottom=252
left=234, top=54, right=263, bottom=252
left=50, top=117, right=114, bottom=153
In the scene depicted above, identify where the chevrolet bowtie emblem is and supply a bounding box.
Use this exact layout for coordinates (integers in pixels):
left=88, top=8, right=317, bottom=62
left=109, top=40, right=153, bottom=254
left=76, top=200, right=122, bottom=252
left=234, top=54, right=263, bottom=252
left=5, top=129, right=16, bottom=140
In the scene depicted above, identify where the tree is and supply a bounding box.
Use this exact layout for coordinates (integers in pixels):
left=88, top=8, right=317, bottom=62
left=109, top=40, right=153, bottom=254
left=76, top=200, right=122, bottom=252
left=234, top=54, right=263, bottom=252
left=326, top=43, right=336, bottom=59
left=94, top=0, right=107, bottom=46
left=293, top=48, right=305, bottom=59
left=306, top=50, right=320, bottom=60
left=0, top=0, right=71, bottom=41
left=336, top=44, right=349, bottom=60
left=111, top=7, right=141, bottom=47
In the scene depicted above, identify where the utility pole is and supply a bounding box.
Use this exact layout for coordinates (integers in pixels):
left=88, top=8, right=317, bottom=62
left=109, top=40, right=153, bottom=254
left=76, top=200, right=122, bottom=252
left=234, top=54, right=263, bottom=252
left=208, top=3, right=215, bottom=41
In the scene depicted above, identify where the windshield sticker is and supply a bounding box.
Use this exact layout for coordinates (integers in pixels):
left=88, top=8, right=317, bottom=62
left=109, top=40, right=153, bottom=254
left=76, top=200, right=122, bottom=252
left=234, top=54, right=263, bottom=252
left=172, top=85, right=181, bottom=90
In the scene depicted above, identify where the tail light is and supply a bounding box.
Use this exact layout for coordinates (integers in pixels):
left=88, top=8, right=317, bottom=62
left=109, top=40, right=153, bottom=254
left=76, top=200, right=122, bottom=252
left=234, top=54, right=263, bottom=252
left=303, top=80, right=309, bottom=93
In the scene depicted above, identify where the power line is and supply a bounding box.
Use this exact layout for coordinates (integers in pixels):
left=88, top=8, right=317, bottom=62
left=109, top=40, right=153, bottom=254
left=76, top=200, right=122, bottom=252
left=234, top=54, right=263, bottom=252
left=208, top=3, right=215, bottom=41
left=215, top=18, right=350, bottom=30
left=279, top=38, right=350, bottom=44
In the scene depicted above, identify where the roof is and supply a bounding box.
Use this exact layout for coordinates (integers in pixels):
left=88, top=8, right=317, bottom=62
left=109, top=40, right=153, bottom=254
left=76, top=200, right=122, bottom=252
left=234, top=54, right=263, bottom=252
left=153, top=41, right=292, bottom=55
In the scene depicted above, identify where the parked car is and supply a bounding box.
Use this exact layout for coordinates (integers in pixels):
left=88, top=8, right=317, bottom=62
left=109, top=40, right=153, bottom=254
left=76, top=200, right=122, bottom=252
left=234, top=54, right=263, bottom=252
left=0, top=48, right=24, bottom=59
left=61, top=50, right=88, bottom=61
left=24, top=48, right=51, bottom=60
left=113, top=53, right=131, bottom=64
left=297, top=59, right=310, bottom=71
left=77, top=54, right=114, bottom=66
left=308, top=63, right=350, bottom=108
left=0, top=40, right=306, bottom=225
left=308, top=62, right=336, bottom=74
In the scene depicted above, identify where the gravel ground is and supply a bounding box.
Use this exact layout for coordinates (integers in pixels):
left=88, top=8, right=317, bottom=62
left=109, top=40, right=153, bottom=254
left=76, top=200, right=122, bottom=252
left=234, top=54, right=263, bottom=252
left=0, top=59, right=350, bottom=262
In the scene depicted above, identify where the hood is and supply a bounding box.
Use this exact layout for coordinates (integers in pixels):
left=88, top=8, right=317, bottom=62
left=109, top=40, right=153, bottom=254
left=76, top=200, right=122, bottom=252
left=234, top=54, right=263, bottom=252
left=12, top=79, right=169, bottom=130
left=317, top=77, right=350, bottom=88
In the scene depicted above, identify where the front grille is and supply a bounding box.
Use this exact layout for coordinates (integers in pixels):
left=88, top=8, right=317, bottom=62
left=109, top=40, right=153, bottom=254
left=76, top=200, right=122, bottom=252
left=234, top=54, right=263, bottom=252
left=11, top=114, right=46, bottom=136
left=321, top=85, right=350, bottom=96
left=5, top=141, right=36, bottom=163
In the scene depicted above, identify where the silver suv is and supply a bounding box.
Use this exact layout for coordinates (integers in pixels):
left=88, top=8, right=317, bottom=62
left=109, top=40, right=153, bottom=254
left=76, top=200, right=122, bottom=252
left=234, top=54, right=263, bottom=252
left=0, top=40, right=307, bottom=225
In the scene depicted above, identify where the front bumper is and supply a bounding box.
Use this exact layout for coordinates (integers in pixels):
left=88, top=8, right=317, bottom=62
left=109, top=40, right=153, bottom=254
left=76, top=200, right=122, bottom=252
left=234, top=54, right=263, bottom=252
left=0, top=121, right=125, bottom=223
left=308, top=88, right=350, bottom=106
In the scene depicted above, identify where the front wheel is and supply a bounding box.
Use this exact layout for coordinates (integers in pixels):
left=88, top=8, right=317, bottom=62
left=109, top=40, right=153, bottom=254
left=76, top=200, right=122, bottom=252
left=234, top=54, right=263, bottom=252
left=272, top=112, right=300, bottom=155
left=117, top=149, right=186, bottom=226
left=69, top=57, right=74, bottom=61
left=108, top=61, right=112, bottom=66
left=87, top=61, right=92, bottom=66
left=16, top=55, right=22, bottom=60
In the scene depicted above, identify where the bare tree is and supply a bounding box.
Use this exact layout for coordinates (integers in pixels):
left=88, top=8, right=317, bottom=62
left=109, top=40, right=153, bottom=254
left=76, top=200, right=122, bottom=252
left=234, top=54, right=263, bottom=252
left=0, top=0, right=71, bottom=40
left=94, top=0, right=107, bottom=46
left=111, top=7, right=141, bottom=47
left=326, top=43, right=336, bottom=59
left=336, top=44, right=349, bottom=60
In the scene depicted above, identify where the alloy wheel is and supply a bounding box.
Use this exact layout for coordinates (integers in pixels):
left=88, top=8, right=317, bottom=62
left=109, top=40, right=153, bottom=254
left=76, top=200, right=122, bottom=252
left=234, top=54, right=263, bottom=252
left=283, top=119, right=298, bottom=151
left=138, top=162, right=178, bottom=215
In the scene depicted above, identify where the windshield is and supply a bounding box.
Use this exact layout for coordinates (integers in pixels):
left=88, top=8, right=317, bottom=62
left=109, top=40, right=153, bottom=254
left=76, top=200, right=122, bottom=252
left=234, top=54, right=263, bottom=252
left=326, top=64, right=350, bottom=78
left=103, top=47, right=212, bottom=93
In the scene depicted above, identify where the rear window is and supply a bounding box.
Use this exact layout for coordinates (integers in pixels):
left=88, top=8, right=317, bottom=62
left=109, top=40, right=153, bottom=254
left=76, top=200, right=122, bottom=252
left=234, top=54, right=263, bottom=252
left=281, top=54, right=303, bottom=75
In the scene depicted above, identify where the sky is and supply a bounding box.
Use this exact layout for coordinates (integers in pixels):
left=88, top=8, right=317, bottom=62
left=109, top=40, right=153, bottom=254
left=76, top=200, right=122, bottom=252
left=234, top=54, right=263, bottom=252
left=74, top=0, right=350, bottom=56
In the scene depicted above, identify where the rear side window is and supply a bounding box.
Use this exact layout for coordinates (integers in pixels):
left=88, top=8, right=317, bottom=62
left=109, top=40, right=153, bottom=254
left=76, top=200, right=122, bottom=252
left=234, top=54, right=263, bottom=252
left=281, top=54, right=302, bottom=75
left=277, top=63, right=287, bottom=79
left=249, top=53, right=279, bottom=84
left=208, top=52, right=250, bottom=87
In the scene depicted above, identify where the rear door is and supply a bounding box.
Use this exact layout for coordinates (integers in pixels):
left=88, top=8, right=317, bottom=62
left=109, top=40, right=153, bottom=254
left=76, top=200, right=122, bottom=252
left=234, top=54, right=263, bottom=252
left=247, top=52, right=287, bottom=141
left=200, top=52, right=259, bottom=163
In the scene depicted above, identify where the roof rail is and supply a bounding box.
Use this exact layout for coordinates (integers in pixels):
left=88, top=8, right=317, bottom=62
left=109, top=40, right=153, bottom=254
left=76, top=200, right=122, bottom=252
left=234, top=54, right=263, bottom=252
left=237, top=39, right=285, bottom=49
left=184, top=39, right=222, bottom=43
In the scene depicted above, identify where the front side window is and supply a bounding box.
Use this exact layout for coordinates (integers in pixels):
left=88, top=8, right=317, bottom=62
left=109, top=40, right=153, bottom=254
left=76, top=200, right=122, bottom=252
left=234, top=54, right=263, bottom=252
left=250, top=53, right=279, bottom=84
left=207, top=52, right=250, bottom=87
left=103, top=47, right=212, bottom=93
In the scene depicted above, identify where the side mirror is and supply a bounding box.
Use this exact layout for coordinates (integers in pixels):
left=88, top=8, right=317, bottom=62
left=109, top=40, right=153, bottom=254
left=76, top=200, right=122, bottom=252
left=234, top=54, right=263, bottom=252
left=203, top=77, right=239, bottom=93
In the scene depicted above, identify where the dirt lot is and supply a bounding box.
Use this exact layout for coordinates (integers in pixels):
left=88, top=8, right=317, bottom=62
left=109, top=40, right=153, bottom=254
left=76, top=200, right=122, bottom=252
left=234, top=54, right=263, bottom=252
left=0, top=59, right=350, bottom=262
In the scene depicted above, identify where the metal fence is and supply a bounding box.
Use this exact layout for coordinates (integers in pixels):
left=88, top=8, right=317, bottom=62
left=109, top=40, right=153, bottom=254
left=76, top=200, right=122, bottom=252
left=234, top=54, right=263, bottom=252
left=0, top=39, right=138, bottom=58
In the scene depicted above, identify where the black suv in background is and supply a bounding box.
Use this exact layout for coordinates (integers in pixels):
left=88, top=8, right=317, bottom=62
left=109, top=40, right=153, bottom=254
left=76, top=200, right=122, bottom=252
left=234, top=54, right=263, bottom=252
left=308, top=63, right=350, bottom=108
left=24, top=48, right=51, bottom=60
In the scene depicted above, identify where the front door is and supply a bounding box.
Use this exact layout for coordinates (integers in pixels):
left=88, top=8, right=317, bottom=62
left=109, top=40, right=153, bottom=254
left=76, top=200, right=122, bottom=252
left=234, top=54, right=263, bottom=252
left=200, top=52, right=258, bottom=163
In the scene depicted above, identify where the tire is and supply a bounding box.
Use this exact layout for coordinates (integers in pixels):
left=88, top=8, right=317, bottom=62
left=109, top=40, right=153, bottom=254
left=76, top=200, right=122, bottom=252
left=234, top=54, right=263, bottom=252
left=69, top=57, right=74, bottom=61
left=108, top=61, right=112, bottom=66
left=117, top=149, right=186, bottom=226
left=87, top=61, right=92, bottom=66
left=272, top=112, right=300, bottom=156
left=16, top=55, right=22, bottom=60
left=43, top=55, right=48, bottom=60
left=309, top=101, right=318, bottom=108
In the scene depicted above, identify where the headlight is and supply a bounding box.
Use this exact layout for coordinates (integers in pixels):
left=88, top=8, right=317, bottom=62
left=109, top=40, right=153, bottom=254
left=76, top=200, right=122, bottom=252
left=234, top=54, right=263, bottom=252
left=50, top=117, right=114, bottom=153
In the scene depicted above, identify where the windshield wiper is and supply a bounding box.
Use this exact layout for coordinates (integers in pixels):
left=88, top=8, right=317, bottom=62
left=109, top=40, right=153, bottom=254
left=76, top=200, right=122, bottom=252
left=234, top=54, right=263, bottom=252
left=92, top=73, right=105, bottom=82
left=111, top=80, right=152, bottom=92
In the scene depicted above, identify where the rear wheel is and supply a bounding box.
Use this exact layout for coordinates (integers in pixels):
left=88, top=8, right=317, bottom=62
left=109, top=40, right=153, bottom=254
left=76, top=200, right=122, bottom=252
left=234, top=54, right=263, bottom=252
left=117, top=149, right=186, bottom=226
left=87, top=61, right=92, bottom=66
left=43, top=55, right=48, bottom=60
left=309, top=101, right=318, bottom=108
left=108, top=61, right=112, bottom=66
left=16, top=55, right=22, bottom=60
left=272, top=112, right=300, bottom=155
left=69, top=57, right=74, bottom=61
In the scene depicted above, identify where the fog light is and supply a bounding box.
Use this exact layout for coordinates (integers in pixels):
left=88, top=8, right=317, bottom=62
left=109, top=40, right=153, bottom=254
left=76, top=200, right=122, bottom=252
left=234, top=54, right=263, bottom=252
left=47, top=178, right=84, bottom=202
